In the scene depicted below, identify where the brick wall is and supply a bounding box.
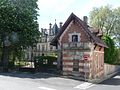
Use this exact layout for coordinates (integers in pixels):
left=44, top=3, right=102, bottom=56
left=59, top=19, right=105, bottom=80
left=59, top=19, right=91, bottom=78
left=60, top=20, right=89, bottom=43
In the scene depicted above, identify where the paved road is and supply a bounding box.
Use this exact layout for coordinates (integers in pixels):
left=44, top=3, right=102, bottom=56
left=0, top=72, right=120, bottom=90
left=89, top=72, right=120, bottom=90
left=0, top=72, right=83, bottom=90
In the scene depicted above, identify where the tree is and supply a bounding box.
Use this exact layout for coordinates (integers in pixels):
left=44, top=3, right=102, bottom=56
left=89, top=5, right=120, bottom=64
left=89, top=5, right=120, bottom=47
left=112, top=7, right=120, bottom=46
left=102, top=35, right=117, bottom=64
left=0, top=0, right=40, bottom=72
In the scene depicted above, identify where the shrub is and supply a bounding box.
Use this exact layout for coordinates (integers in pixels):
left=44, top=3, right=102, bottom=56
left=34, top=55, right=57, bottom=68
left=102, top=35, right=119, bottom=64
left=8, top=61, right=15, bottom=69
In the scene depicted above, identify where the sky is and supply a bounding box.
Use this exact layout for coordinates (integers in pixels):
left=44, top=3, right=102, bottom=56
left=37, top=0, right=120, bottom=30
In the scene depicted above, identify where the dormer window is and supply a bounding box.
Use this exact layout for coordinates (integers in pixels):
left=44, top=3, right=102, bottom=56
left=72, top=35, right=78, bottom=42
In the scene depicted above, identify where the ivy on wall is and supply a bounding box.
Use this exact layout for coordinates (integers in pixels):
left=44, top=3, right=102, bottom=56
left=102, top=35, right=118, bottom=64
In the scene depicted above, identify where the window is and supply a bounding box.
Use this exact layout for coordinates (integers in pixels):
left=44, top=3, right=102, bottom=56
left=73, top=68, right=79, bottom=71
left=73, top=60, right=79, bottom=71
left=27, top=53, right=29, bottom=59
left=68, top=32, right=81, bottom=42
left=42, top=45, right=45, bottom=51
left=38, top=45, right=40, bottom=51
left=72, top=35, right=78, bottom=42
left=50, top=46, right=53, bottom=50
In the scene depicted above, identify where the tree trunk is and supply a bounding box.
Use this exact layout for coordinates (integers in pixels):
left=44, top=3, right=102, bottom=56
left=13, top=50, right=16, bottom=63
left=1, top=33, right=10, bottom=72
left=1, top=45, right=9, bottom=72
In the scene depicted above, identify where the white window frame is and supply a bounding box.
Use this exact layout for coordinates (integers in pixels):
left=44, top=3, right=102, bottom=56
left=68, top=31, right=81, bottom=42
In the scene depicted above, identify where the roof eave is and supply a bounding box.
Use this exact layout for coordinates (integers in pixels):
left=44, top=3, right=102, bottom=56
left=95, top=42, right=108, bottom=48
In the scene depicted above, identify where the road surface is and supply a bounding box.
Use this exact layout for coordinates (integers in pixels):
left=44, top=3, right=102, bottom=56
left=0, top=72, right=120, bottom=90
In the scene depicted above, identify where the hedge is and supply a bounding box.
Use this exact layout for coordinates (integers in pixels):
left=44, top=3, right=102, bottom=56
left=34, top=55, right=57, bottom=68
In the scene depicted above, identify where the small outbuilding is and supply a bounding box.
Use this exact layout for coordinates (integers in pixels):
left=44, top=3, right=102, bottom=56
left=51, top=13, right=107, bottom=80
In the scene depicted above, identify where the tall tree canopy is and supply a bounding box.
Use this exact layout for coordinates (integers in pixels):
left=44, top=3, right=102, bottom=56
left=90, top=5, right=120, bottom=64
left=89, top=5, right=120, bottom=47
left=0, top=0, right=40, bottom=71
left=0, top=0, right=40, bottom=46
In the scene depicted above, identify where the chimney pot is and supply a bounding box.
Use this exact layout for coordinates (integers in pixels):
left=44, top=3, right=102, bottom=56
left=49, top=23, right=52, bottom=26
left=83, top=16, right=88, bottom=24
left=59, top=22, right=63, bottom=28
left=49, top=23, right=52, bottom=35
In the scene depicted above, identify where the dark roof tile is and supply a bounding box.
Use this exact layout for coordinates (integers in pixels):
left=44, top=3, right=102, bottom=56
left=50, top=13, right=108, bottom=48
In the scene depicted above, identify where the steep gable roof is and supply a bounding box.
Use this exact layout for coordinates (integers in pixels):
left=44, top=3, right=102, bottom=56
left=51, top=13, right=107, bottom=48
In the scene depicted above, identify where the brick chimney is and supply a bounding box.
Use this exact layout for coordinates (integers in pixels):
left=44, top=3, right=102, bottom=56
left=83, top=16, right=88, bottom=24
left=59, top=22, right=63, bottom=28
left=49, top=23, right=52, bottom=35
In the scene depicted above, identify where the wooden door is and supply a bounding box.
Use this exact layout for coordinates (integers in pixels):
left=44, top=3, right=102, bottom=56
left=73, top=59, right=79, bottom=71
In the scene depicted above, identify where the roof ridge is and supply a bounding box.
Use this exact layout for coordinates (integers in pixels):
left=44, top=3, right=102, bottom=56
left=71, top=13, right=107, bottom=47
left=50, top=13, right=107, bottom=48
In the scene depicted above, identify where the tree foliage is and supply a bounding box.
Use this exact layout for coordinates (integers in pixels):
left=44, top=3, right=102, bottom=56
left=0, top=0, right=40, bottom=47
left=102, top=35, right=117, bottom=64
left=102, top=35, right=119, bottom=64
left=89, top=5, right=120, bottom=47
left=90, top=5, right=120, bottom=64
left=34, top=56, right=57, bottom=68
left=0, top=0, right=40, bottom=71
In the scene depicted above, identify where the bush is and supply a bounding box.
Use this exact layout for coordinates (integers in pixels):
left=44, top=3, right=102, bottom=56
left=34, top=55, right=57, bottom=68
left=8, top=61, right=15, bottom=69
left=102, top=35, right=119, bottom=64
left=0, top=61, right=15, bottom=70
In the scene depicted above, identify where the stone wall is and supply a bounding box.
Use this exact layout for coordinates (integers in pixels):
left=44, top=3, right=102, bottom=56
left=104, top=63, right=120, bottom=76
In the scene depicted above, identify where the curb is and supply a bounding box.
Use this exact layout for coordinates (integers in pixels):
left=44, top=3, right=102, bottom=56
left=88, top=71, right=118, bottom=84
left=60, top=71, right=118, bottom=84
left=61, top=75, right=85, bottom=81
